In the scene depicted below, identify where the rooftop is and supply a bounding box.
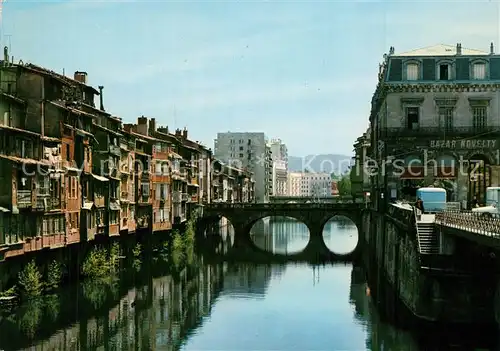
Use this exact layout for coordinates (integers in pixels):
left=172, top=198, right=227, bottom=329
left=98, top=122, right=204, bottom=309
left=394, top=44, right=489, bottom=57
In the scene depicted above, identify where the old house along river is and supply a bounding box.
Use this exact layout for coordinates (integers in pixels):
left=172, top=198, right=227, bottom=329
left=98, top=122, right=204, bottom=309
left=0, top=216, right=494, bottom=350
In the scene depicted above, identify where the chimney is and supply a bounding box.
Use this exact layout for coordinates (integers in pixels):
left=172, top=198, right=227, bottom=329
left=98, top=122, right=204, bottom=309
left=98, top=86, right=105, bottom=111
left=136, top=116, right=148, bottom=136
left=456, top=43, right=462, bottom=55
left=183, top=127, right=188, bottom=139
left=491, top=42, right=495, bottom=54
left=123, top=124, right=133, bottom=133
left=3, top=46, right=8, bottom=64
left=158, top=126, right=169, bottom=134
left=149, top=118, right=156, bottom=135
left=175, top=128, right=182, bottom=137
left=74, top=71, right=88, bottom=84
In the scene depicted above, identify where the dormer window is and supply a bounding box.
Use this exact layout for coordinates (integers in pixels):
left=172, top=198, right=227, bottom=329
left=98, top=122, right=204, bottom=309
left=472, top=62, right=486, bottom=80
left=406, top=63, right=419, bottom=80
left=439, top=63, right=450, bottom=80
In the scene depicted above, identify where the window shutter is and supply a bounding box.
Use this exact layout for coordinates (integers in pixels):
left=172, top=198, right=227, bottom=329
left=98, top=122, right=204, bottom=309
left=455, top=58, right=470, bottom=80
left=387, top=58, right=402, bottom=81
left=422, top=59, right=436, bottom=80
left=490, top=58, right=500, bottom=80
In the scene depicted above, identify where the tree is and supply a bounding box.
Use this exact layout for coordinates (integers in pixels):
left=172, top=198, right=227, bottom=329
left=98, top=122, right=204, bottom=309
left=337, top=173, right=352, bottom=196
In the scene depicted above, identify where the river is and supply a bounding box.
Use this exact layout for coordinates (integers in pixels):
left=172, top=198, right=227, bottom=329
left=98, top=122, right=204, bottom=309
left=0, top=217, right=496, bottom=350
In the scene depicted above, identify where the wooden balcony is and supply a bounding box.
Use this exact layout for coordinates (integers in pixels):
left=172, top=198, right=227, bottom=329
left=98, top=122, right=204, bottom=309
left=17, top=190, right=32, bottom=208
left=153, top=220, right=171, bottom=232
left=95, top=195, right=105, bottom=208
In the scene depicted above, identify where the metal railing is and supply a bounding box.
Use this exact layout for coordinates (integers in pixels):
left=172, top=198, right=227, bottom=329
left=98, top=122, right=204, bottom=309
left=435, top=210, right=500, bottom=237
left=17, top=190, right=32, bottom=208
left=207, top=202, right=362, bottom=210
left=380, top=126, right=500, bottom=138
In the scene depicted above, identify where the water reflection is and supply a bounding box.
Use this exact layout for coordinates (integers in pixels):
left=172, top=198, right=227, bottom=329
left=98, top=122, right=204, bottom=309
left=323, top=216, right=359, bottom=255
left=204, top=216, right=234, bottom=254
left=250, top=217, right=310, bottom=254
left=0, top=253, right=493, bottom=349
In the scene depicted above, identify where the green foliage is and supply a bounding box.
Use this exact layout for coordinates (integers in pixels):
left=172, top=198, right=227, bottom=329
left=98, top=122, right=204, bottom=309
left=171, top=229, right=185, bottom=268
left=0, top=285, right=17, bottom=298
left=18, top=260, right=43, bottom=299
left=132, top=243, right=142, bottom=271
left=45, top=260, right=62, bottom=292
left=44, top=294, right=60, bottom=322
left=19, top=298, right=43, bottom=338
left=81, top=278, right=108, bottom=309
left=109, top=242, right=121, bottom=273
left=82, top=247, right=113, bottom=278
left=337, top=173, right=352, bottom=196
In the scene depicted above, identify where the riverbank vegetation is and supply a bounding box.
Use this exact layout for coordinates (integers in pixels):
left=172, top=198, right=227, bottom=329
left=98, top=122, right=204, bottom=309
left=2, top=215, right=200, bottom=303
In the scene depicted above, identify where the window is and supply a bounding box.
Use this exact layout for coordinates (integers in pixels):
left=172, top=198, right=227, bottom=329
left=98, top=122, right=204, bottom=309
left=406, top=63, right=419, bottom=80
left=239, top=146, right=243, bottom=151
left=439, top=107, right=453, bottom=131
left=406, top=107, right=419, bottom=129
left=473, top=106, right=487, bottom=130
left=472, top=62, right=486, bottom=80
left=155, top=184, right=161, bottom=200
left=155, top=162, right=162, bottom=175
left=66, top=144, right=70, bottom=161
left=68, top=176, right=78, bottom=199
left=109, top=211, right=118, bottom=224
left=439, top=64, right=450, bottom=80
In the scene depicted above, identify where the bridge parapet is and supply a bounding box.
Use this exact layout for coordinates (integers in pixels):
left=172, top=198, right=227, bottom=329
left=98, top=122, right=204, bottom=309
left=269, top=196, right=362, bottom=204
left=436, top=211, right=500, bottom=238
left=206, top=202, right=362, bottom=211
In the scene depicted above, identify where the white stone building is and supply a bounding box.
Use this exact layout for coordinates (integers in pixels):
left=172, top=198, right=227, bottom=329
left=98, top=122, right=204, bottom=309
left=214, top=132, right=272, bottom=203
left=268, top=139, right=288, bottom=196
left=287, top=172, right=332, bottom=197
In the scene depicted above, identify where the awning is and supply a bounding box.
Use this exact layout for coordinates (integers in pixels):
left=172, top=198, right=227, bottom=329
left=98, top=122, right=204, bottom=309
left=82, top=202, right=95, bottom=210
left=399, top=166, right=425, bottom=179
left=92, top=174, right=109, bottom=182
left=169, top=152, right=183, bottom=159
left=65, top=166, right=81, bottom=173
left=109, top=201, right=120, bottom=211
left=0, top=207, right=10, bottom=213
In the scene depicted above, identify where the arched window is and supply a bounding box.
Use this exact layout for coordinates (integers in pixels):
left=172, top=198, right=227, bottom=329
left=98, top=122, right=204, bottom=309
left=404, top=61, right=420, bottom=81
left=470, top=59, right=489, bottom=80
left=436, top=60, right=454, bottom=80
left=468, top=154, right=491, bottom=206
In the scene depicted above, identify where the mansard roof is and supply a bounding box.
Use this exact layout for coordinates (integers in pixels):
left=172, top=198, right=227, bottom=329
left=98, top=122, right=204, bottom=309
left=395, top=44, right=488, bottom=57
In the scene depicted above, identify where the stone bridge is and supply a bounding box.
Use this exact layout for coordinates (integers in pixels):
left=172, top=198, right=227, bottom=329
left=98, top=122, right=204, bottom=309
left=199, top=202, right=364, bottom=261
left=269, top=195, right=359, bottom=204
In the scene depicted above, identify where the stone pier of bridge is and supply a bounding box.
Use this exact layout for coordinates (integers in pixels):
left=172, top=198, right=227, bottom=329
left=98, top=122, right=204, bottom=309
left=200, top=202, right=364, bottom=262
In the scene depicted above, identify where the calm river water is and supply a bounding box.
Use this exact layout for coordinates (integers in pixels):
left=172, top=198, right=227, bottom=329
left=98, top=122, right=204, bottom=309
left=0, top=217, right=496, bottom=350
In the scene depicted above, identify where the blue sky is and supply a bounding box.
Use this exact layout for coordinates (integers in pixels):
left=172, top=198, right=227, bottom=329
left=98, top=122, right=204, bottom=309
left=2, top=1, right=500, bottom=156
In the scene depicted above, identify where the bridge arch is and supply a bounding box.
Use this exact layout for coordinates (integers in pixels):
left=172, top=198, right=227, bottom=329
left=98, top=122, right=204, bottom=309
left=201, top=203, right=364, bottom=261
left=320, top=214, right=360, bottom=255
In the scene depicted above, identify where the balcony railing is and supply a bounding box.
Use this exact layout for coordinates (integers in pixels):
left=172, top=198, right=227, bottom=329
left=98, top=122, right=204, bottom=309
left=173, top=191, right=182, bottom=203
left=35, top=196, right=60, bottom=210
left=380, top=126, right=500, bottom=138
left=181, top=193, right=189, bottom=202
left=17, top=190, right=32, bottom=208
left=109, top=144, right=121, bottom=156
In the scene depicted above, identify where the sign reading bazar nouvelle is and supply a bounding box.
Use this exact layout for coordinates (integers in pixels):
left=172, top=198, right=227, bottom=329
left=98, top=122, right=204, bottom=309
left=429, top=139, right=497, bottom=149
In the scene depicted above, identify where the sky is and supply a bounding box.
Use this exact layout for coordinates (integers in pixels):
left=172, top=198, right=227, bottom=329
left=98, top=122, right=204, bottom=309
left=2, top=1, right=500, bottom=156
